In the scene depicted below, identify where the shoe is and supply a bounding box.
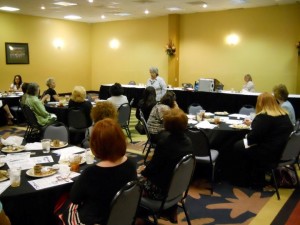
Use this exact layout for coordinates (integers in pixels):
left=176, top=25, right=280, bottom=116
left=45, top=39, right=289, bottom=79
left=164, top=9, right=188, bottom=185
left=7, top=119, right=14, bottom=125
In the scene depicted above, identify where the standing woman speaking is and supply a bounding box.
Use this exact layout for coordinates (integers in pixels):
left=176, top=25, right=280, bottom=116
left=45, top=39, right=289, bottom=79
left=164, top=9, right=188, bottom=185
left=146, top=67, right=167, bottom=102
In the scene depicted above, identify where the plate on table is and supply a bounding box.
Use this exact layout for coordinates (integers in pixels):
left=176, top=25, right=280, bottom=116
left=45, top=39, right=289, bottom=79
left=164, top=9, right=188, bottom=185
left=214, top=111, right=229, bottom=116
left=205, top=118, right=215, bottom=123
left=229, top=124, right=250, bottom=130
left=1, top=145, right=25, bottom=153
left=26, top=167, right=57, bottom=178
left=0, top=170, right=9, bottom=182
left=50, top=141, right=68, bottom=149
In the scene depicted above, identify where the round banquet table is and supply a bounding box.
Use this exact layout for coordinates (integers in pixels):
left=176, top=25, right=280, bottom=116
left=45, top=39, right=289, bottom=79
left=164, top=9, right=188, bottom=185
left=188, top=119, right=250, bottom=180
left=45, top=103, right=69, bottom=126
left=0, top=149, right=90, bottom=225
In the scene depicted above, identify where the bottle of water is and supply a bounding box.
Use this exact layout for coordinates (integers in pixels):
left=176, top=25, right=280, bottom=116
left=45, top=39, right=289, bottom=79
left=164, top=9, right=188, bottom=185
left=194, top=81, right=199, bottom=92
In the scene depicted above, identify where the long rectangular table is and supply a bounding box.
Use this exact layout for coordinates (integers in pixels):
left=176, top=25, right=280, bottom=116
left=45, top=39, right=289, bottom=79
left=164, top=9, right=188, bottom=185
left=99, top=84, right=300, bottom=119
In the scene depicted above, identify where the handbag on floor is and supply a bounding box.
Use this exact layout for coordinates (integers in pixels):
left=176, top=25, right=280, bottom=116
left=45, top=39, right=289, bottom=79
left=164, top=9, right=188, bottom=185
left=275, top=167, right=297, bottom=188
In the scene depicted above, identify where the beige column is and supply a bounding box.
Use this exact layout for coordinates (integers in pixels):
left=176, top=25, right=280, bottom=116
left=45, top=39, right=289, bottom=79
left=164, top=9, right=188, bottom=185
left=167, top=14, right=180, bottom=87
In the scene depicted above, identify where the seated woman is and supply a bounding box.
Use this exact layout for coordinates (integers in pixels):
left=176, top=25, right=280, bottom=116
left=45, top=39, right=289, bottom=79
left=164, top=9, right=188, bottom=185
left=68, top=86, right=93, bottom=126
left=9, top=74, right=23, bottom=92
left=241, top=74, right=255, bottom=93
left=81, top=101, right=117, bottom=148
left=0, top=100, right=15, bottom=125
left=231, top=92, right=294, bottom=187
left=147, top=91, right=178, bottom=143
left=42, top=77, right=60, bottom=102
left=25, top=83, right=57, bottom=126
left=138, top=108, right=193, bottom=223
left=135, top=86, right=157, bottom=122
left=107, top=83, right=128, bottom=109
left=69, top=118, right=137, bottom=225
left=273, top=84, right=296, bottom=125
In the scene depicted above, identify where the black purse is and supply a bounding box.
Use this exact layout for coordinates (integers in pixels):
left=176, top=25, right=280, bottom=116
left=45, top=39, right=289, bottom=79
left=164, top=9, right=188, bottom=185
left=135, top=120, right=145, bottom=135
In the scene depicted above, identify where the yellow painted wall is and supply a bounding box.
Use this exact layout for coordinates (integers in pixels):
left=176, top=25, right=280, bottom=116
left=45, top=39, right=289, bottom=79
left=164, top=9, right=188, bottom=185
left=0, top=12, right=91, bottom=93
left=90, top=16, right=169, bottom=91
left=179, top=4, right=300, bottom=93
left=1, top=4, right=299, bottom=94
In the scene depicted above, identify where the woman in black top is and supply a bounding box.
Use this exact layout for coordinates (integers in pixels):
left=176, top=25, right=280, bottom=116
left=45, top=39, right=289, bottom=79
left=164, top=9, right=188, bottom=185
left=135, top=86, right=157, bottom=122
left=70, top=119, right=137, bottom=225
left=232, top=92, right=294, bottom=186
left=42, top=77, right=59, bottom=102
left=68, top=86, right=93, bottom=126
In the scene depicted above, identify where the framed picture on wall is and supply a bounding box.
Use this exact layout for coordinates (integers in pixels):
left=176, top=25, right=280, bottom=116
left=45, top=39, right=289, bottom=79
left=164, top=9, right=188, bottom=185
left=5, top=42, right=29, bottom=64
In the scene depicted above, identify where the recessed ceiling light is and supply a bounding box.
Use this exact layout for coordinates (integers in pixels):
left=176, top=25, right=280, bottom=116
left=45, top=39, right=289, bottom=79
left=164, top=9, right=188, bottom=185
left=144, top=9, right=149, bottom=14
left=88, top=0, right=94, bottom=3
left=0, top=6, right=20, bottom=12
left=101, top=15, right=106, bottom=19
left=41, top=6, right=46, bottom=10
left=114, top=12, right=131, bottom=16
left=167, top=7, right=182, bottom=12
left=54, top=2, right=77, bottom=7
left=64, top=15, right=81, bottom=20
left=202, top=3, right=208, bottom=8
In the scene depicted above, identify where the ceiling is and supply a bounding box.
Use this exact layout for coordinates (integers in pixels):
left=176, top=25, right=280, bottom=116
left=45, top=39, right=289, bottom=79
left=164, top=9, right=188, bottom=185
left=0, top=0, right=298, bottom=23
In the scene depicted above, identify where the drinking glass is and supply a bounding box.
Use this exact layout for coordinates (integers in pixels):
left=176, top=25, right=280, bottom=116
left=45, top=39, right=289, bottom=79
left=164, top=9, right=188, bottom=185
left=9, top=167, right=21, bottom=187
left=41, top=139, right=51, bottom=153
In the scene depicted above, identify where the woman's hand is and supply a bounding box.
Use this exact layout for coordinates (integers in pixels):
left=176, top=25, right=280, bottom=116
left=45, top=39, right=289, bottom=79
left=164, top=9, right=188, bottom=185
left=243, top=118, right=252, bottom=126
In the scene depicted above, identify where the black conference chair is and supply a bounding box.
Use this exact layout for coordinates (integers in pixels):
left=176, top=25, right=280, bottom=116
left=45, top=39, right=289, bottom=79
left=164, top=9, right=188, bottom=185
left=263, top=131, right=300, bottom=200
left=42, top=122, right=69, bottom=143
left=187, top=103, right=203, bottom=115
left=118, top=103, right=132, bottom=143
left=186, top=128, right=219, bottom=194
left=21, top=104, right=47, bottom=142
left=139, top=154, right=196, bottom=225
left=238, top=105, right=255, bottom=115
left=68, top=108, right=91, bottom=145
left=139, top=109, right=156, bottom=164
left=106, top=181, right=141, bottom=225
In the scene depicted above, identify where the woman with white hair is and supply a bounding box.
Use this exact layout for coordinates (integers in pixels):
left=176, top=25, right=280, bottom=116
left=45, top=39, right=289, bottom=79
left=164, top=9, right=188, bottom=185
left=146, top=67, right=167, bottom=101
left=42, top=77, right=60, bottom=102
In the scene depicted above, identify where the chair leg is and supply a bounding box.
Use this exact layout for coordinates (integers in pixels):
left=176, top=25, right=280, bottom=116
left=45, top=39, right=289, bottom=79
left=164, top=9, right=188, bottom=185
left=181, top=201, right=192, bottom=225
left=271, top=169, right=280, bottom=200
left=144, top=144, right=152, bottom=164
left=211, top=164, right=215, bottom=195
left=142, top=140, right=149, bottom=153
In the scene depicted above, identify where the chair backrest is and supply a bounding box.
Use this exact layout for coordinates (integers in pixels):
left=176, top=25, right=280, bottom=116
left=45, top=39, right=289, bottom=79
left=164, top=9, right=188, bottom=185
left=238, top=105, right=255, bottom=115
left=21, top=104, right=41, bottom=129
left=186, top=128, right=212, bottom=158
left=129, top=98, right=135, bottom=106
left=294, top=119, right=300, bottom=132
left=188, top=103, right=203, bottom=115
left=128, top=81, right=136, bottom=85
left=139, top=109, right=151, bottom=141
left=280, top=131, right=300, bottom=162
left=164, top=154, right=195, bottom=207
left=67, top=108, right=90, bottom=129
left=117, top=103, right=131, bottom=127
left=43, top=122, right=69, bottom=142
left=106, top=181, right=141, bottom=225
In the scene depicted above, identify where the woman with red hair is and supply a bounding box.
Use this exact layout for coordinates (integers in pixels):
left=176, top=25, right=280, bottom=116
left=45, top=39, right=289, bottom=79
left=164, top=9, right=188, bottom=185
left=69, top=118, right=137, bottom=225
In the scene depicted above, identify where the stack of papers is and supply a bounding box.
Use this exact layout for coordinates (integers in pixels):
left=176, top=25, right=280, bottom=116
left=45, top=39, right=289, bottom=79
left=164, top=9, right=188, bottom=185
left=195, top=121, right=218, bottom=129
left=28, top=172, right=80, bottom=190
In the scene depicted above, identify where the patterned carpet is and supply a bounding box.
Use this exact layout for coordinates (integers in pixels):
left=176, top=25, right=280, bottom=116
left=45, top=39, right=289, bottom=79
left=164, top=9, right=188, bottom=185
left=1, top=110, right=299, bottom=225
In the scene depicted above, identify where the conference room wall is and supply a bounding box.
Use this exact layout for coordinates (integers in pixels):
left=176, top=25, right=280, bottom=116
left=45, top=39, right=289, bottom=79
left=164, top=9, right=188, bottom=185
left=179, top=4, right=300, bottom=93
left=90, top=16, right=169, bottom=90
left=0, top=12, right=91, bottom=94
